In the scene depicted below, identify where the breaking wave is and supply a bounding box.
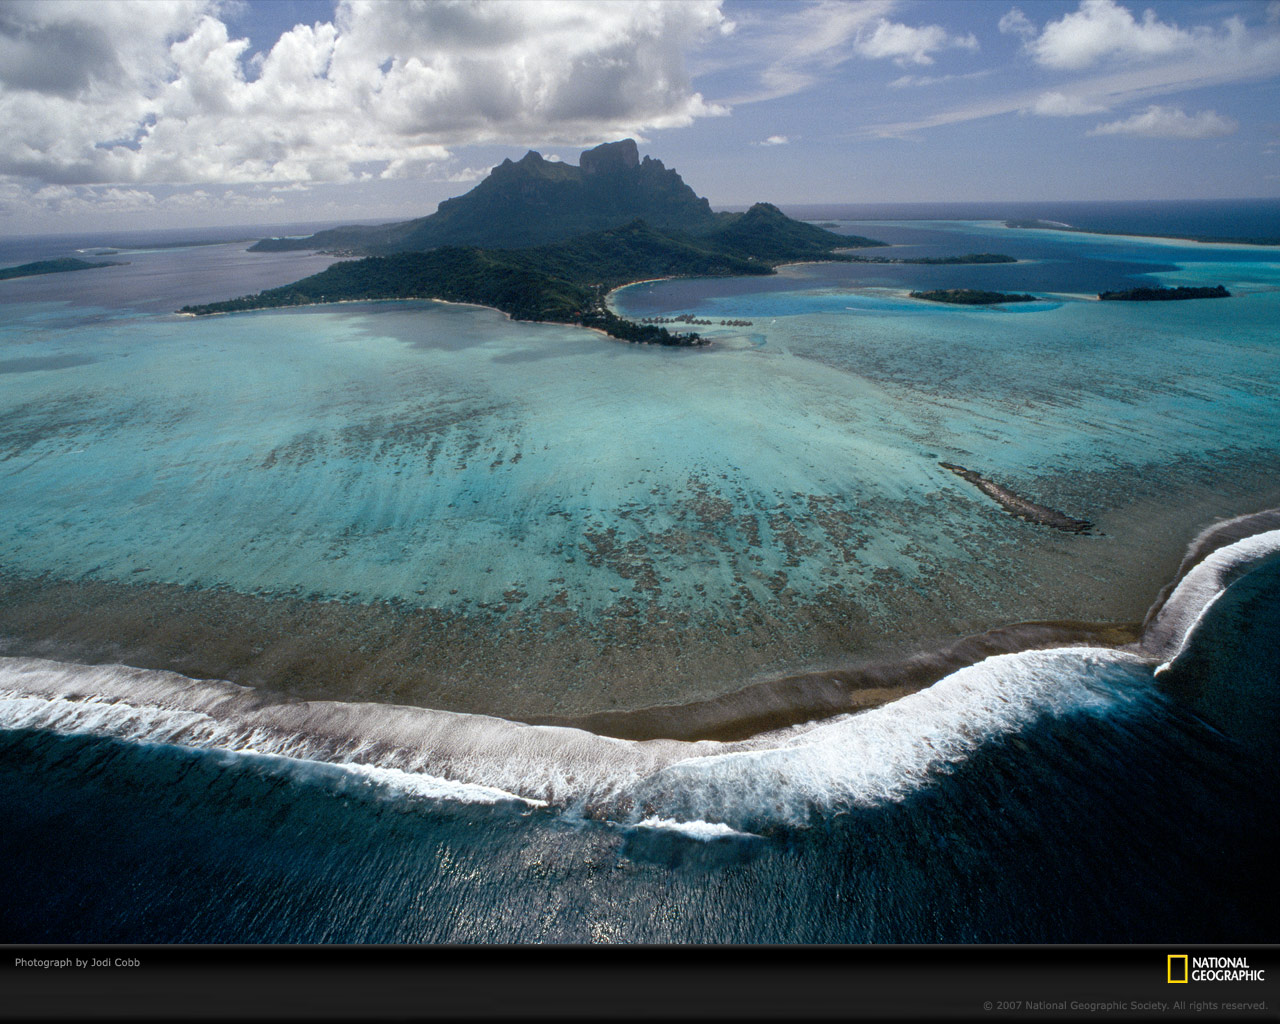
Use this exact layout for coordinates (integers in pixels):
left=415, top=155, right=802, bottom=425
left=0, top=648, right=1151, bottom=832
left=2, top=511, right=1277, bottom=833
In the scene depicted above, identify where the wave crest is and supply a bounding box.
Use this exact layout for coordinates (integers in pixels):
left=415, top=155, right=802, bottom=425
left=0, top=646, right=1150, bottom=830
left=4, top=512, right=1276, bottom=830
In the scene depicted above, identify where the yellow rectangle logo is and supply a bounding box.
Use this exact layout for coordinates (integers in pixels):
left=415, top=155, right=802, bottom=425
left=1168, top=955, right=1189, bottom=984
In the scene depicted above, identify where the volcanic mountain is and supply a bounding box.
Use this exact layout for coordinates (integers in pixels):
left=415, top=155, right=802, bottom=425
left=250, top=139, right=862, bottom=254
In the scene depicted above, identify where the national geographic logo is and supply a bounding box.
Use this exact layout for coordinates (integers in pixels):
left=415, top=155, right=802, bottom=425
left=1168, top=955, right=1266, bottom=983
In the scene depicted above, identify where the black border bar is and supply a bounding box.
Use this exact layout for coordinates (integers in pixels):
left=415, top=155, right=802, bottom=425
left=2, top=944, right=1277, bottom=1021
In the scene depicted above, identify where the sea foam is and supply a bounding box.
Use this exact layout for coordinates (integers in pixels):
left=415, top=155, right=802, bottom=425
left=1141, top=528, right=1280, bottom=668
left=3, top=517, right=1276, bottom=830
left=0, top=646, right=1150, bottom=830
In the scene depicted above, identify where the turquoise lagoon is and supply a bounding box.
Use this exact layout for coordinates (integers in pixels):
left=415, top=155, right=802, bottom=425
left=2, top=213, right=1279, bottom=943
left=1, top=220, right=1279, bottom=717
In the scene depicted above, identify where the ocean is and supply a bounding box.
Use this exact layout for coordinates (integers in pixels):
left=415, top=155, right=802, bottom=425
left=0, top=202, right=1277, bottom=942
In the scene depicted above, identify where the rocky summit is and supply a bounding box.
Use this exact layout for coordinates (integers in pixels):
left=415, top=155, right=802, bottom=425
left=251, top=139, right=719, bottom=254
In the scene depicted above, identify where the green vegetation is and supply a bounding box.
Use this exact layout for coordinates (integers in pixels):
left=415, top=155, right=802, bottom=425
left=1098, top=284, right=1230, bottom=301
left=183, top=247, right=594, bottom=318
left=908, top=253, right=1016, bottom=264
left=183, top=204, right=883, bottom=345
left=707, top=202, right=879, bottom=261
left=529, top=219, right=768, bottom=283
left=0, top=257, right=125, bottom=281
left=178, top=241, right=713, bottom=344
left=909, top=288, right=1038, bottom=305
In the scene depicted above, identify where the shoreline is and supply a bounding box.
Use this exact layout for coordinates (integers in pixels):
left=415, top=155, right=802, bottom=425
left=182, top=283, right=716, bottom=348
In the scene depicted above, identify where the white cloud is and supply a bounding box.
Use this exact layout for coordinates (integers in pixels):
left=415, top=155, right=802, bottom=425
left=718, top=0, right=893, bottom=103
left=855, top=18, right=978, bottom=66
left=1028, top=0, right=1211, bottom=69
left=0, top=0, right=729, bottom=189
left=714, top=2, right=976, bottom=103
left=0, top=181, right=291, bottom=222
left=998, top=8, right=1036, bottom=39
left=861, top=2, right=1280, bottom=137
left=1030, top=91, right=1109, bottom=116
left=758, top=135, right=790, bottom=146
left=1088, top=105, right=1239, bottom=138
left=889, top=70, right=991, bottom=89
left=0, top=0, right=211, bottom=96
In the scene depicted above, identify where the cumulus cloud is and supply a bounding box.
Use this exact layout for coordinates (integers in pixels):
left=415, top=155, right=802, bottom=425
left=867, top=0, right=1280, bottom=138
left=854, top=18, right=978, bottom=66
left=0, top=0, right=210, bottom=96
left=0, top=181, right=290, bottom=222
left=1088, top=105, right=1239, bottom=139
left=1027, top=0, right=1215, bottom=69
left=0, top=0, right=729, bottom=189
left=1030, top=91, right=1109, bottom=116
left=998, top=8, right=1036, bottom=39
left=758, top=135, right=790, bottom=146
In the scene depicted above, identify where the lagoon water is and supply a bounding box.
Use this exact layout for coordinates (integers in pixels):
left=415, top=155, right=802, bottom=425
left=1, top=205, right=1277, bottom=941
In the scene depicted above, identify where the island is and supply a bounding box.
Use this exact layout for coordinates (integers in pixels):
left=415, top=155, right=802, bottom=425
left=114, top=238, right=255, bottom=250
left=1098, top=285, right=1230, bottom=301
left=180, top=211, right=829, bottom=344
left=1004, top=218, right=1074, bottom=231
left=185, top=141, right=1030, bottom=343
left=909, top=288, right=1038, bottom=305
left=183, top=141, right=896, bottom=345
left=848, top=253, right=1016, bottom=265
left=1006, top=219, right=1279, bottom=247
left=0, top=257, right=126, bottom=282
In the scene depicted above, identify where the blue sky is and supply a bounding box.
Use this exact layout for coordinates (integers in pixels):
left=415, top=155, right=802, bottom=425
left=2, top=0, right=1278, bottom=232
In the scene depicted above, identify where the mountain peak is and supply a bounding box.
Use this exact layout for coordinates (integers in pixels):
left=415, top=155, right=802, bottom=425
left=251, top=139, right=717, bottom=253
left=742, top=202, right=785, bottom=219
left=579, top=139, right=640, bottom=176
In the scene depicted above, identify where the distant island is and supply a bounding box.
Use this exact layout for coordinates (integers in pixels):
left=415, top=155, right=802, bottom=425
left=1006, top=219, right=1279, bottom=247
left=118, top=238, right=255, bottom=251
left=184, top=140, right=890, bottom=345
left=849, top=253, right=1016, bottom=265
left=1098, top=285, right=1230, bottom=301
left=0, top=257, right=126, bottom=282
left=910, top=288, right=1038, bottom=305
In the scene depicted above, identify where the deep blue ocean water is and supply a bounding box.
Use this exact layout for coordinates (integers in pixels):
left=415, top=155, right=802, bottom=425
left=1, top=201, right=1277, bottom=942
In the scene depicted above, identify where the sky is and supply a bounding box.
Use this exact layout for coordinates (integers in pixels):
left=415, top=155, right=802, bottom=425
left=2, top=0, right=1278, bottom=233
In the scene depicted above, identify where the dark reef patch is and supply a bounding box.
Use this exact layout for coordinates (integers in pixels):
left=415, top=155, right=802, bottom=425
left=941, top=463, right=1093, bottom=534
